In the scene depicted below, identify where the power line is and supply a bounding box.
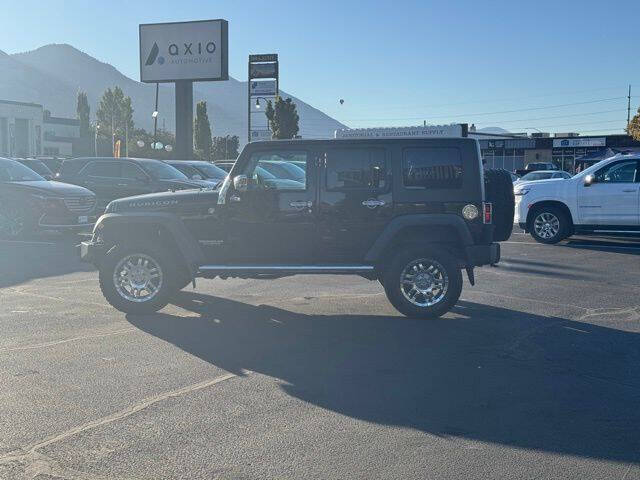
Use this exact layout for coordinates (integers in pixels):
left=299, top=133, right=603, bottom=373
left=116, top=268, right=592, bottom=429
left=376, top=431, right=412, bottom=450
left=341, top=97, right=629, bottom=122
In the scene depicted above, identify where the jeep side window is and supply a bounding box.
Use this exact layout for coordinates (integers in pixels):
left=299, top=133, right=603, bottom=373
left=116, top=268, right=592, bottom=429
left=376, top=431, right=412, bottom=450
left=594, top=160, right=637, bottom=184
left=244, top=151, right=307, bottom=190
left=403, top=147, right=463, bottom=188
left=83, top=161, right=120, bottom=178
left=325, top=148, right=387, bottom=190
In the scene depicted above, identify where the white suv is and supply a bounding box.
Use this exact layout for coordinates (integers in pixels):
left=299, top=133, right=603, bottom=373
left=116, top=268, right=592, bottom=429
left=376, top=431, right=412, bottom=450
left=514, top=153, right=640, bottom=243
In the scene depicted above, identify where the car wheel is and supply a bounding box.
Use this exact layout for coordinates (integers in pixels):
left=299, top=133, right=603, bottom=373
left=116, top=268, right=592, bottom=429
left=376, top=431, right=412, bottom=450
left=0, top=204, right=32, bottom=239
left=383, top=247, right=463, bottom=319
left=99, top=244, right=177, bottom=314
left=530, top=207, right=569, bottom=244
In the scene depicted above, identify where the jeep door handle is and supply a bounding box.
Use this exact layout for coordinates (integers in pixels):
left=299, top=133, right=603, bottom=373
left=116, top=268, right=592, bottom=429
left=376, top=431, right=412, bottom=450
left=289, top=200, right=313, bottom=208
left=361, top=199, right=385, bottom=208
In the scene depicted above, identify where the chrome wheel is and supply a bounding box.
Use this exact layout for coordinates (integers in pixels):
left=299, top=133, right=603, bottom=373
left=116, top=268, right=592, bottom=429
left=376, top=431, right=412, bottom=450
left=400, top=259, right=449, bottom=307
left=113, top=254, right=163, bottom=303
left=0, top=207, right=25, bottom=238
left=534, top=212, right=560, bottom=240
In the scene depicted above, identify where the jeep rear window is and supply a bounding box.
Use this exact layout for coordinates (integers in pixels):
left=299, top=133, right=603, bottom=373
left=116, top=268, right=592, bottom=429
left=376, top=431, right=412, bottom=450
left=402, top=147, right=463, bottom=189
left=325, top=148, right=387, bottom=191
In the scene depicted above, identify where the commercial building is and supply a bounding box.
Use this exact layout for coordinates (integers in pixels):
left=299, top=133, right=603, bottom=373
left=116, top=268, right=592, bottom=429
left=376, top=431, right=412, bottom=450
left=0, top=99, right=79, bottom=158
left=335, top=124, right=640, bottom=173
left=0, top=99, right=43, bottom=157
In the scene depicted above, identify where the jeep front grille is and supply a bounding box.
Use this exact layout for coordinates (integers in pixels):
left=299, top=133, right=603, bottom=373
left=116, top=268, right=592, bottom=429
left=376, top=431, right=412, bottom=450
left=64, top=196, right=96, bottom=213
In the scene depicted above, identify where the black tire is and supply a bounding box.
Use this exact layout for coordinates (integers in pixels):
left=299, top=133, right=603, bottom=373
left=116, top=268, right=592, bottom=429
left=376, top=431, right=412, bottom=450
left=0, top=207, right=37, bottom=240
left=98, top=243, right=178, bottom=314
left=529, top=206, right=570, bottom=244
left=484, top=168, right=515, bottom=242
left=383, top=247, right=463, bottom=319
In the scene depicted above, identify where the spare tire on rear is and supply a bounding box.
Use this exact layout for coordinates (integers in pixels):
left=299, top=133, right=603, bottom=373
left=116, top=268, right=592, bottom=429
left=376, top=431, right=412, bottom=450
left=484, top=168, right=515, bottom=242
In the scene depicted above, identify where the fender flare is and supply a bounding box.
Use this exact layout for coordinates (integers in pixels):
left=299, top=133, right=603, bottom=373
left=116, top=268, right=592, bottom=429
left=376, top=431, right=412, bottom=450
left=364, top=214, right=474, bottom=263
left=95, top=212, right=205, bottom=275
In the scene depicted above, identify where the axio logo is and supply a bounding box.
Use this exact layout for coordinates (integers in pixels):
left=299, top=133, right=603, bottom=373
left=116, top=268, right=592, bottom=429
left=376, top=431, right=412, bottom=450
left=145, top=42, right=164, bottom=66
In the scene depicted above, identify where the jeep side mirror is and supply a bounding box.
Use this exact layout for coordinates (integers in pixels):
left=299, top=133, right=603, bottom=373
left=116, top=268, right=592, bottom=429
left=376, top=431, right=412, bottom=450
left=583, top=174, right=595, bottom=187
left=233, top=174, right=248, bottom=192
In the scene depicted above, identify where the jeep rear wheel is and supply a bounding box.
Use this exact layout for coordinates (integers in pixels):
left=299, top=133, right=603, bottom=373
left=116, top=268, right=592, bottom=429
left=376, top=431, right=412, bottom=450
left=383, top=247, right=462, bottom=319
left=99, top=244, right=177, bottom=314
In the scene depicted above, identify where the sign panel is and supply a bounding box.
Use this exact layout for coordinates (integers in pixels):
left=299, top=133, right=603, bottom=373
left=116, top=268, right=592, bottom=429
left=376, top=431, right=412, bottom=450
left=249, top=62, right=278, bottom=79
left=552, top=137, right=606, bottom=148
left=250, top=130, right=273, bottom=141
left=335, top=124, right=464, bottom=139
left=139, top=19, right=228, bottom=83
left=249, top=54, right=278, bottom=62
left=250, top=80, right=277, bottom=96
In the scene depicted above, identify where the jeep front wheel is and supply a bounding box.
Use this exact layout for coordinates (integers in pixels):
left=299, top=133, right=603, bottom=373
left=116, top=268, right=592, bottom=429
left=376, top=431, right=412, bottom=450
left=99, top=244, right=176, bottom=314
left=383, top=247, right=463, bottom=319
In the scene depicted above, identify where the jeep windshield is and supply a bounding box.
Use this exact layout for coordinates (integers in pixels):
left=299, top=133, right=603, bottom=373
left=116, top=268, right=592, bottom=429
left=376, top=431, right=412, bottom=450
left=0, top=158, right=46, bottom=182
left=137, top=159, right=189, bottom=181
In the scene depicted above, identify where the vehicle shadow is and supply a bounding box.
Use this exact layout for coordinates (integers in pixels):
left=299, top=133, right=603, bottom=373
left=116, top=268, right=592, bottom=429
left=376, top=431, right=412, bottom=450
left=563, top=236, right=640, bottom=255
left=0, top=238, right=93, bottom=288
left=126, top=292, right=640, bottom=463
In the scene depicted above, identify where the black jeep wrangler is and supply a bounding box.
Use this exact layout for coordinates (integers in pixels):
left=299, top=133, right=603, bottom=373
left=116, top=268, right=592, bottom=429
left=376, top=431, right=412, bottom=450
left=80, top=138, right=514, bottom=318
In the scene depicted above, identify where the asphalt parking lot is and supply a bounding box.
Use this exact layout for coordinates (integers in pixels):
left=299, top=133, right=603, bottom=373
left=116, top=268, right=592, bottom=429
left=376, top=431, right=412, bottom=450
left=1, top=233, right=639, bottom=479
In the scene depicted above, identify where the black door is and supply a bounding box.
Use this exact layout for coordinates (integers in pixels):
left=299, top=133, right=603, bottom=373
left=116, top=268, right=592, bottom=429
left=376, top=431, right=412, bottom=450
left=216, top=148, right=317, bottom=264
left=80, top=161, right=123, bottom=210
left=120, top=162, right=155, bottom=198
left=316, top=146, right=393, bottom=263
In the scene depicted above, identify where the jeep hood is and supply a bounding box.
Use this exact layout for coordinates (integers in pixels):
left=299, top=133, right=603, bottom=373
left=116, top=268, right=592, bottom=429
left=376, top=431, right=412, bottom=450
left=107, top=189, right=219, bottom=214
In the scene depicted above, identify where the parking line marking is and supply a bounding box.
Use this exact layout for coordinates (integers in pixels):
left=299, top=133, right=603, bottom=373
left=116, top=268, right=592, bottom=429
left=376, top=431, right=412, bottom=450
left=0, top=328, right=136, bottom=353
left=0, top=240, right=57, bottom=246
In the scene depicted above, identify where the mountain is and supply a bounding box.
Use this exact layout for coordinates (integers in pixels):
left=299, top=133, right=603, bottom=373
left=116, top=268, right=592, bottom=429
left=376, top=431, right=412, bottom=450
left=2, top=44, right=345, bottom=144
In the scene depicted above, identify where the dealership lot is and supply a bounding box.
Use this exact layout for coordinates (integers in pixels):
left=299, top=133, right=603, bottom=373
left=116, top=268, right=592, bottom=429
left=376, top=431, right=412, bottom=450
left=1, top=234, right=639, bottom=479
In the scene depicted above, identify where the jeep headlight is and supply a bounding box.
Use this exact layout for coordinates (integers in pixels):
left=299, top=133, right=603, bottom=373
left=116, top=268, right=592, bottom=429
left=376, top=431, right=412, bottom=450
left=514, top=187, right=530, bottom=196
left=462, top=204, right=479, bottom=220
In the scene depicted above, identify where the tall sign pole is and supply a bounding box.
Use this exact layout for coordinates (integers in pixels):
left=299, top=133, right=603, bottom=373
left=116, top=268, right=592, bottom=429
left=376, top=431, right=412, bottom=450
left=248, top=54, right=279, bottom=143
left=139, top=19, right=228, bottom=159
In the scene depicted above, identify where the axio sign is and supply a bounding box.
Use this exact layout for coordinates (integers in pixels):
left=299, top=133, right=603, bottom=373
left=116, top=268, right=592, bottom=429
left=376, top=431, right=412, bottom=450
left=139, top=19, right=228, bottom=83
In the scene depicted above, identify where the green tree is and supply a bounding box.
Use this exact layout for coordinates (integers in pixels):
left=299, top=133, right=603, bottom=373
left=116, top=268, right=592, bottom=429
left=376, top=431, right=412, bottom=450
left=76, top=91, right=91, bottom=138
left=265, top=97, right=299, bottom=139
left=193, top=101, right=212, bottom=160
left=211, top=135, right=239, bottom=160
left=96, top=86, right=134, bottom=140
left=627, top=106, right=640, bottom=141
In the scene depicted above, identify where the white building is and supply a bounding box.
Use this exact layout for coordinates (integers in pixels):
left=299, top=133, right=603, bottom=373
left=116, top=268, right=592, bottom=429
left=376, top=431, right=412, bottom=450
left=0, top=99, right=79, bottom=158
left=0, top=99, right=44, bottom=157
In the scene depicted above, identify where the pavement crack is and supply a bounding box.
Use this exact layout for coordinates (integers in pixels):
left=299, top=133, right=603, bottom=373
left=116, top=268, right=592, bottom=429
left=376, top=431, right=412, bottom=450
left=0, top=328, right=136, bottom=353
left=0, top=372, right=238, bottom=479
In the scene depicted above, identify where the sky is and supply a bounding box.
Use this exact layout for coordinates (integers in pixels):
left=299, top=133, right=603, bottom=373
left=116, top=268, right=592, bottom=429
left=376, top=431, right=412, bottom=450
left=1, top=0, right=639, bottom=134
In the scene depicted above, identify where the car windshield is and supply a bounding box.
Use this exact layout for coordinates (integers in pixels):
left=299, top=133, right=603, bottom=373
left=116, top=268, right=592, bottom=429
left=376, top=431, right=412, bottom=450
left=137, top=160, right=188, bottom=180
left=192, top=162, right=227, bottom=179
left=0, top=159, right=46, bottom=182
left=521, top=171, right=553, bottom=181
left=21, top=160, right=53, bottom=177
left=260, top=161, right=305, bottom=181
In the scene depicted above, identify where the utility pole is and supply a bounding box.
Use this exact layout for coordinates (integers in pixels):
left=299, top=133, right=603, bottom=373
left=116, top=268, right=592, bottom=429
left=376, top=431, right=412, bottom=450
left=627, top=84, right=632, bottom=128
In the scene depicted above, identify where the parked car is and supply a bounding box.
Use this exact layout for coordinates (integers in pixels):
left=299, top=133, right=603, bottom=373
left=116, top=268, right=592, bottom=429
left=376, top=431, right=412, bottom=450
left=164, top=160, right=227, bottom=185
left=259, top=160, right=306, bottom=182
left=57, top=157, right=208, bottom=211
left=214, top=160, right=235, bottom=172
left=515, top=153, right=640, bottom=243
left=80, top=137, right=513, bottom=318
left=513, top=170, right=571, bottom=186
left=37, top=157, right=65, bottom=176
left=0, top=157, right=96, bottom=238
left=514, top=162, right=558, bottom=177
left=16, top=158, right=55, bottom=180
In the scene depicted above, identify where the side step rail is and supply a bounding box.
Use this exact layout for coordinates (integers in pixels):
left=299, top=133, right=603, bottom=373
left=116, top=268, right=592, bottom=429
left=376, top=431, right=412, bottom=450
left=198, top=265, right=375, bottom=275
